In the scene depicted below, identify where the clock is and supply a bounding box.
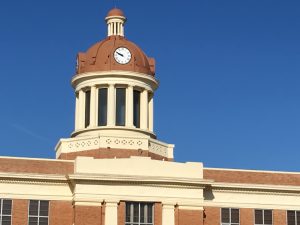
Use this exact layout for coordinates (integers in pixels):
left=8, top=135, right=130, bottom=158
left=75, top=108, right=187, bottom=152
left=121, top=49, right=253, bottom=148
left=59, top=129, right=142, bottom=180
left=114, top=47, right=132, bottom=64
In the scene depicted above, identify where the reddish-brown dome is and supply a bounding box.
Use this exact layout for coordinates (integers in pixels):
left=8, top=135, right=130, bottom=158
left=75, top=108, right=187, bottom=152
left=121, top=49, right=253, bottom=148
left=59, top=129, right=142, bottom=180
left=107, top=8, right=125, bottom=17
left=76, top=36, right=155, bottom=76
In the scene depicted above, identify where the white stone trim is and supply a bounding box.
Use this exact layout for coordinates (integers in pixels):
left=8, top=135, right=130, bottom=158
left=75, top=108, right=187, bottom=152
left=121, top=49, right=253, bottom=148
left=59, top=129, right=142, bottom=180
left=162, top=204, right=175, bottom=225
left=105, top=201, right=118, bottom=225
left=55, top=135, right=174, bottom=159
left=72, top=71, right=158, bottom=89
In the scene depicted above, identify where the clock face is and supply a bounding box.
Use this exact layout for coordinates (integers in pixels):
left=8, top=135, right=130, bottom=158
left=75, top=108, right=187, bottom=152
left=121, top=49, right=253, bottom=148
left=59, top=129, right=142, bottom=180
left=114, top=47, right=132, bottom=64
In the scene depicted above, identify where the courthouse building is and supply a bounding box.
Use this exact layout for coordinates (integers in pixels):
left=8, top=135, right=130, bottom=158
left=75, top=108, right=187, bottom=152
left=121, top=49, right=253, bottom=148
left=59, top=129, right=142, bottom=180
left=1, top=8, right=300, bottom=225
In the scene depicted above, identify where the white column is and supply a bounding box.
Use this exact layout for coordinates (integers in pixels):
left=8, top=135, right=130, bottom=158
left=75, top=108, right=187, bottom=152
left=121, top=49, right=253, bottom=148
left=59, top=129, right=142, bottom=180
left=126, top=85, right=134, bottom=127
left=105, top=201, right=118, bottom=225
left=121, top=24, right=124, bottom=36
left=107, top=84, right=115, bottom=126
left=113, top=22, right=116, bottom=35
left=140, top=89, right=148, bottom=130
left=78, top=89, right=85, bottom=129
left=107, top=23, right=110, bottom=36
left=162, top=204, right=175, bottom=225
left=148, top=94, right=154, bottom=132
left=89, top=86, right=97, bottom=127
left=75, top=93, right=79, bottom=130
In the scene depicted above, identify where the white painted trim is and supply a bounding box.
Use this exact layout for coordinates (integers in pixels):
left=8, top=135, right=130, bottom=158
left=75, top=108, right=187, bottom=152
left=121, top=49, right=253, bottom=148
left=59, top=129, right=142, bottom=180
left=210, top=182, right=300, bottom=192
left=68, top=173, right=210, bottom=186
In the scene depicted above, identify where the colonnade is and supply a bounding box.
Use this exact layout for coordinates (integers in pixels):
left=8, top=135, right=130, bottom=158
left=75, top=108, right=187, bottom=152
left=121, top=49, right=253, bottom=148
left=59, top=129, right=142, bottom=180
left=74, top=84, right=154, bottom=132
left=107, top=19, right=125, bottom=36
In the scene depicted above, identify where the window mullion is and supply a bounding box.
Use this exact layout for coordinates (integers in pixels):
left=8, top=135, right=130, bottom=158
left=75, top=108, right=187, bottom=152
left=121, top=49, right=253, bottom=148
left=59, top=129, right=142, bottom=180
left=139, top=203, right=141, bottom=225
left=38, top=200, right=40, bottom=225
left=229, top=208, right=231, bottom=225
left=0, top=199, right=2, bottom=225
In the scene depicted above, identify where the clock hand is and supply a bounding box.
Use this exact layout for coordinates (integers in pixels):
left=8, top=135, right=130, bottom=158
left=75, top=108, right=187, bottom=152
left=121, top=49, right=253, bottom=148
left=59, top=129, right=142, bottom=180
left=116, top=52, right=124, bottom=57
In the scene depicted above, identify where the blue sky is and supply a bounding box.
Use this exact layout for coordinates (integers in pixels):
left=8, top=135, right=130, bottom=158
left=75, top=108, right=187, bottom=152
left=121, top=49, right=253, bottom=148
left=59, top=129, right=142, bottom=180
left=0, top=0, right=299, bottom=171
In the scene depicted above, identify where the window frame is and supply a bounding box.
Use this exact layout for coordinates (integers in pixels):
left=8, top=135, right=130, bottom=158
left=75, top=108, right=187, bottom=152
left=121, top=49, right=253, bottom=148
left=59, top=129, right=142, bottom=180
left=254, top=209, right=273, bottom=225
left=0, top=199, right=12, bottom=225
left=125, top=202, right=154, bottom=225
left=287, top=210, right=300, bottom=225
left=220, top=208, right=240, bottom=225
left=28, top=200, right=49, bottom=225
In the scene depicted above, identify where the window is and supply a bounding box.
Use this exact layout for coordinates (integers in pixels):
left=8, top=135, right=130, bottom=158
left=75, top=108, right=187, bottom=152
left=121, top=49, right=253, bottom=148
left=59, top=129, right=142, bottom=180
left=133, top=90, right=140, bottom=128
left=85, top=90, right=91, bottom=128
left=221, top=208, right=239, bottom=225
left=98, top=88, right=108, bottom=126
left=125, top=202, right=153, bottom=225
left=28, top=200, right=49, bottom=225
left=287, top=211, right=300, bottom=225
left=0, top=199, right=12, bottom=225
left=116, top=88, right=126, bottom=126
left=255, top=209, right=272, bottom=225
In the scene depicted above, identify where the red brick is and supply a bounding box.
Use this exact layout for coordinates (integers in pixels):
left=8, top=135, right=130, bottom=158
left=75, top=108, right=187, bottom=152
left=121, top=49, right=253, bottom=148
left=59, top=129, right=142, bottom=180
left=178, top=209, right=203, bottom=225
left=58, top=148, right=171, bottom=161
left=50, top=201, right=73, bottom=225
left=118, top=202, right=125, bottom=225
left=274, top=210, right=286, bottom=225
left=204, top=207, right=220, bottom=225
left=204, top=169, right=300, bottom=186
left=0, top=158, right=73, bottom=174
left=240, top=208, right=253, bottom=225
left=74, top=205, right=102, bottom=225
left=154, top=203, right=162, bottom=225
left=12, top=199, right=28, bottom=225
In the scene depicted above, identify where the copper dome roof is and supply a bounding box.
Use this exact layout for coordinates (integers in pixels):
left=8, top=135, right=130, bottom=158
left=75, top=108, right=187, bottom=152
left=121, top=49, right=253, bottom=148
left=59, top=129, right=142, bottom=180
left=107, top=8, right=125, bottom=17
left=76, top=36, right=155, bottom=76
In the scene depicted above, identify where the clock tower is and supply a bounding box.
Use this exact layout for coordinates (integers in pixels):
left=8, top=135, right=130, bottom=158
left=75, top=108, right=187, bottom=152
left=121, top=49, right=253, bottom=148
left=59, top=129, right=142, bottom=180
left=55, top=8, right=174, bottom=161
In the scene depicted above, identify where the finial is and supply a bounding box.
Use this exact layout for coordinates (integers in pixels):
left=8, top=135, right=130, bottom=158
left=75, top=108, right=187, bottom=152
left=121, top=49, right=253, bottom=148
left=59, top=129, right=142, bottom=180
left=105, top=8, right=126, bottom=37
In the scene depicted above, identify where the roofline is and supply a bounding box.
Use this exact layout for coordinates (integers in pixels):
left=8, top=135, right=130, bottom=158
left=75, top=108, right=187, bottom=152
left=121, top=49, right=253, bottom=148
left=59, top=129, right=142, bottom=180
left=204, top=167, right=300, bottom=175
left=0, top=155, right=74, bottom=162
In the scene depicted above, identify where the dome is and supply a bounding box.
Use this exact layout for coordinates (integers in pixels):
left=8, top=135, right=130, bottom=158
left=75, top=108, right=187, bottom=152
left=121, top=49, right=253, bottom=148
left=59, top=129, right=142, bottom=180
left=106, top=8, right=125, bottom=17
left=76, top=36, right=155, bottom=76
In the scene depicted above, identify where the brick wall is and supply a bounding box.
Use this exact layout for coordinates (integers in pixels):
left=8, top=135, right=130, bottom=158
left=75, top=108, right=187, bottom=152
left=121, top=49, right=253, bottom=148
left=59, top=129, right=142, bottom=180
left=12, top=199, right=28, bottom=225
left=204, top=169, right=300, bottom=186
left=177, top=209, right=203, bottom=225
left=0, top=158, right=74, bottom=174
left=154, top=203, right=162, bottom=225
left=58, top=148, right=171, bottom=161
left=50, top=201, right=73, bottom=225
left=240, top=208, right=254, bottom=225
left=274, top=210, right=286, bottom=225
left=74, top=205, right=102, bottom=225
left=118, top=202, right=125, bottom=225
left=204, top=207, right=220, bottom=225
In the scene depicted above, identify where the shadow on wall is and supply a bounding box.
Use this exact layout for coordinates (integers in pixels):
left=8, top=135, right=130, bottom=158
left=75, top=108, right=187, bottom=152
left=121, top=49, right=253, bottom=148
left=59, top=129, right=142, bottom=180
left=204, top=186, right=215, bottom=201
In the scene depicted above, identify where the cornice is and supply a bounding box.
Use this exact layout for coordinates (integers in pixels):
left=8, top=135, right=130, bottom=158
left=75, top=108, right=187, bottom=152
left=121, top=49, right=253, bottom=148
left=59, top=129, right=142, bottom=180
left=71, top=71, right=159, bottom=89
left=0, top=172, right=69, bottom=185
left=209, top=182, right=300, bottom=194
left=68, top=173, right=212, bottom=188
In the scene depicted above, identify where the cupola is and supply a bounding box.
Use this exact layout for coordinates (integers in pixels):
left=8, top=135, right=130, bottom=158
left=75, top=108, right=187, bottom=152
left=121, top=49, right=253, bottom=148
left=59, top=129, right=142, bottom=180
left=55, top=8, right=174, bottom=161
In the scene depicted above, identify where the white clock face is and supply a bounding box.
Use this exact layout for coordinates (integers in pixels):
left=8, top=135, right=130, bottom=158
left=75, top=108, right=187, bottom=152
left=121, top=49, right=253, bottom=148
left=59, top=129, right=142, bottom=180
left=114, top=47, right=132, bottom=64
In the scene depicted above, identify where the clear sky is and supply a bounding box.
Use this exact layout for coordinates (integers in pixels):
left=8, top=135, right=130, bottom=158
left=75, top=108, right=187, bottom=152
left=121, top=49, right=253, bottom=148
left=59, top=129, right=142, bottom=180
left=0, top=0, right=299, bottom=171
